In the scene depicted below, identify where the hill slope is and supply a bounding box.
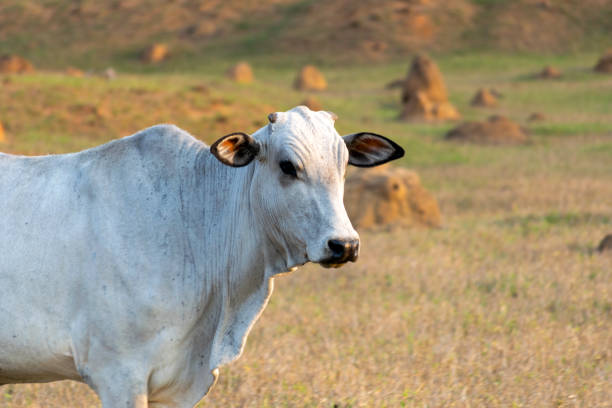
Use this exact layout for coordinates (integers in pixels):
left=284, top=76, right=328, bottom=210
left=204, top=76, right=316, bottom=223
left=0, top=0, right=610, bottom=68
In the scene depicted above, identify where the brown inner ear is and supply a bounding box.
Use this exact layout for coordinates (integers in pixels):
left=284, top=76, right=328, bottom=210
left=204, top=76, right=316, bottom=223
left=211, top=132, right=260, bottom=167
left=345, top=132, right=404, bottom=167
left=225, top=136, right=241, bottom=150
left=351, top=136, right=391, bottom=155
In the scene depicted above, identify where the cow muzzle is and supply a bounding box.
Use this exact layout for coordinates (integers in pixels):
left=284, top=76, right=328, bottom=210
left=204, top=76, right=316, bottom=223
left=320, top=238, right=360, bottom=268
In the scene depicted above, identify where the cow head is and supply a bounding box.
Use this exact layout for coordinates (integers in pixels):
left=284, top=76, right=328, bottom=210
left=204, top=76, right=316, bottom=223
left=210, top=106, right=404, bottom=269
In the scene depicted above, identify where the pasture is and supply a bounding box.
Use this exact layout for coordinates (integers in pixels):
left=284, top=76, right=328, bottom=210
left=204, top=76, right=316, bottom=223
left=1, top=52, right=611, bottom=407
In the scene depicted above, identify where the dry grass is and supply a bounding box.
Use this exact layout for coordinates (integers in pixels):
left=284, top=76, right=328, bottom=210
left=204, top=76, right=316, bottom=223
left=203, top=134, right=612, bottom=406
left=1, top=54, right=611, bottom=407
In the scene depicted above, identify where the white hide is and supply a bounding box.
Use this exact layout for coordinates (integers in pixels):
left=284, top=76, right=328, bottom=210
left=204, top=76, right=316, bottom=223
left=0, top=106, right=359, bottom=407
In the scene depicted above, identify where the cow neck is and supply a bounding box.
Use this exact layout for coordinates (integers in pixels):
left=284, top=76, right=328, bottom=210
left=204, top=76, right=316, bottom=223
left=188, top=150, right=284, bottom=292
left=193, top=149, right=297, bottom=278
left=187, top=149, right=285, bottom=370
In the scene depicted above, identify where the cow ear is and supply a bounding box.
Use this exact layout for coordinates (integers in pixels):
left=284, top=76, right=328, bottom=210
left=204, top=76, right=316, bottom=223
left=343, top=132, right=405, bottom=167
left=210, top=132, right=260, bottom=167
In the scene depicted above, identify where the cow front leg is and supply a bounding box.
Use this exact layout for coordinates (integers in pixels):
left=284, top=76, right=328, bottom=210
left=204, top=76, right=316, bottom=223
left=100, top=392, right=147, bottom=408
left=84, top=367, right=148, bottom=408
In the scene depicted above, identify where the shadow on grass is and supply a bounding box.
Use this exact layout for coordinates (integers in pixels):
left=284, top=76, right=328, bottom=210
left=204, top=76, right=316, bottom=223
left=496, top=212, right=612, bottom=253
left=496, top=212, right=611, bottom=229
left=512, top=66, right=603, bottom=83
left=529, top=122, right=612, bottom=136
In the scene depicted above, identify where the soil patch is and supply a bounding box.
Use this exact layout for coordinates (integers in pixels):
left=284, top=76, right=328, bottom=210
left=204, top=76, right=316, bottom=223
left=594, top=50, right=612, bottom=73
left=294, top=65, right=327, bottom=91
left=226, top=62, right=254, bottom=84
left=344, top=166, right=441, bottom=229
left=445, top=115, right=527, bottom=144
left=598, top=234, right=612, bottom=253
left=471, top=88, right=498, bottom=107
left=0, top=55, right=34, bottom=74
left=301, top=96, right=322, bottom=111
left=400, top=54, right=459, bottom=121
left=141, top=43, right=169, bottom=63
left=527, top=112, right=547, bottom=122
left=537, top=66, right=562, bottom=79
left=65, top=67, right=85, bottom=77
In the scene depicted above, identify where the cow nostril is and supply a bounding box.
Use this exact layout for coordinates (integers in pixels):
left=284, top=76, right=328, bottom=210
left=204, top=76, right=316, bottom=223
left=349, top=240, right=359, bottom=261
left=328, top=239, right=346, bottom=258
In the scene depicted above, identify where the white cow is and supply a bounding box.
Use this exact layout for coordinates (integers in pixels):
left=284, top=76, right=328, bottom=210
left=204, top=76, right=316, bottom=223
left=0, top=106, right=403, bottom=407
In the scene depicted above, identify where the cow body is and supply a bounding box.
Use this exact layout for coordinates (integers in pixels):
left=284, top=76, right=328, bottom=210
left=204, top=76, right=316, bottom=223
left=0, top=107, right=403, bottom=407
left=0, top=125, right=268, bottom=405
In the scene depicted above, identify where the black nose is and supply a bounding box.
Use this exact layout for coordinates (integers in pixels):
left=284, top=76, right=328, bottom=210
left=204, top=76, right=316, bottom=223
left=327, top=239, right=359, bottom=263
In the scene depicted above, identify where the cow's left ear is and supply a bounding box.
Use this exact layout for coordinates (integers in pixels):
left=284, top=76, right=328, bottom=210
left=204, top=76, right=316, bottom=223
left=343, top=132, right=405, bottom=167
left=210, top=132, right=260, bottom=167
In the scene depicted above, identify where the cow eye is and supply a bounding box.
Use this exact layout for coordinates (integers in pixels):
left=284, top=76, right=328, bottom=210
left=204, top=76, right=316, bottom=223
left=279, top=160, right=297, bottom=178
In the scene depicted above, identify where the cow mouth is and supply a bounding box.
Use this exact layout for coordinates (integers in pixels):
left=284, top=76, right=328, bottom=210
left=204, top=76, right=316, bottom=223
left=318, top=252, right=359, bottom=268
left=319, top=261, right=347, bottom=269
left=319, top=255, right=357, bottom=268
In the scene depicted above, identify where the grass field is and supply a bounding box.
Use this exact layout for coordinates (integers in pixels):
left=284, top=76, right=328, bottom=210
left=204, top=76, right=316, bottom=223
left=1, top=52, right=611, bottom=407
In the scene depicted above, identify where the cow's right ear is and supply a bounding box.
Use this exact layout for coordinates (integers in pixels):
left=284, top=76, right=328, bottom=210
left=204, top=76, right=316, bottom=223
left=210, top=132, right=260, bottom=167
left=343, top=132, right=404, bottom=167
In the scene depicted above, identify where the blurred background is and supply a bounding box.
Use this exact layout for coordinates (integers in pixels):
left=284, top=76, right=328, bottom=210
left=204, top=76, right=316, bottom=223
left=0, top=0, right=611, bottom=406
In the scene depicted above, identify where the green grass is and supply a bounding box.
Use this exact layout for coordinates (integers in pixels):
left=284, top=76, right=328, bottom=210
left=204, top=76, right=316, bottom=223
left=581, top=142, right=612, bottom=155
left=531, top=122, right=612, bottom=136
left=2, top=53, right=611, bottom=160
